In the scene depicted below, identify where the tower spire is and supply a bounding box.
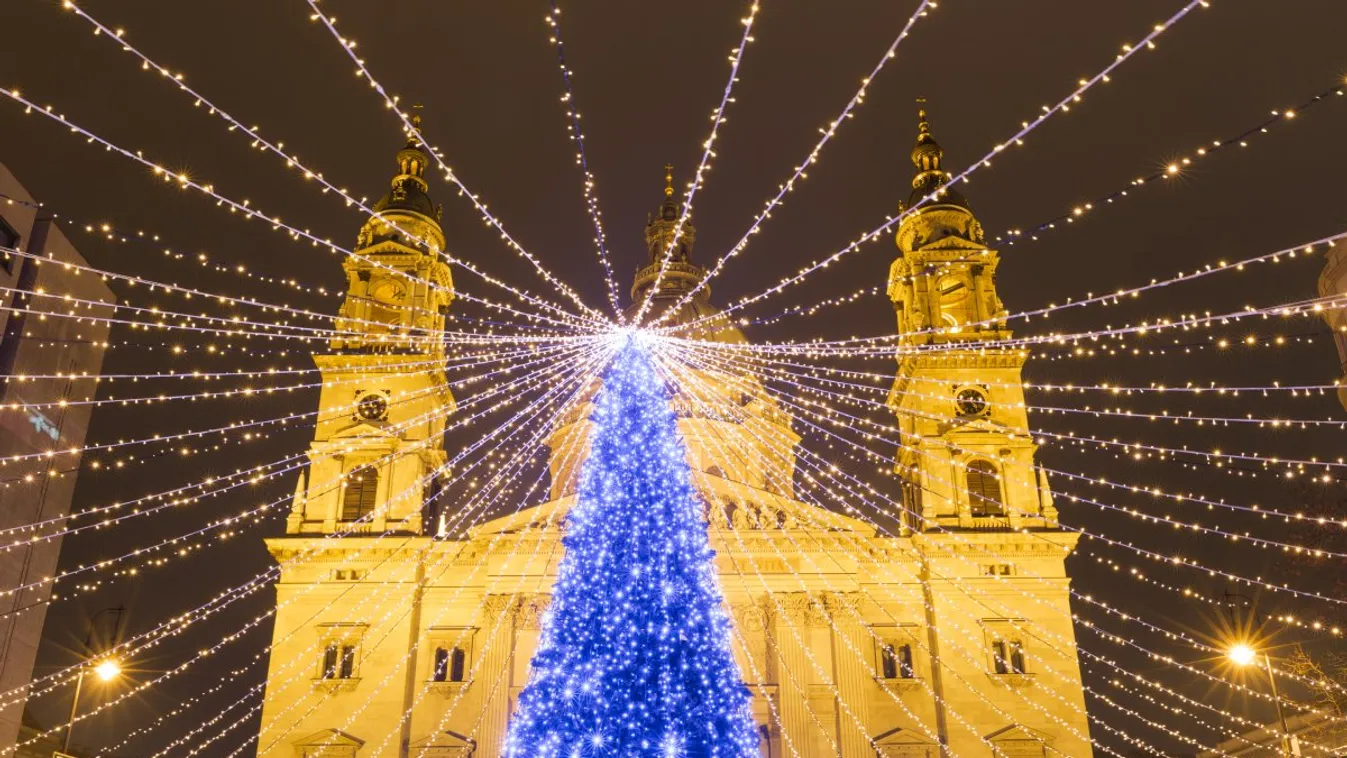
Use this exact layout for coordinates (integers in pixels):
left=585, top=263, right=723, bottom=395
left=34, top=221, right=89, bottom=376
left=632, top=163, right=702, bottom=303
left=406, top=104, right=426, bottom=150
left=910, top=98, right=944, bottom=185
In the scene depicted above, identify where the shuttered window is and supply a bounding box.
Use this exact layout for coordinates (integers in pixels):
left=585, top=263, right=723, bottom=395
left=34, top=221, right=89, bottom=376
left=342, top=467, right=379, bottom=521
left=966, top=460, right=1005, bottom=516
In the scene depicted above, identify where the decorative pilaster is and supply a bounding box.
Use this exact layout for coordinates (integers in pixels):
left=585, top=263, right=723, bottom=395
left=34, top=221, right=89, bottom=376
left=772, top=592, right=816, bottom=758
left=824, top=592, right=872, bottom=758
left=476, top=594, right=517, bottom=758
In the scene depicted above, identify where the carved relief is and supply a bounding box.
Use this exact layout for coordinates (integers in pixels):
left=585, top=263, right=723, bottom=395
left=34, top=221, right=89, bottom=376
left=774, top=592, right=819, bottom=626
left=515, top=595, right=553, bottom=631
left=479, top=594, right=517, bottom=626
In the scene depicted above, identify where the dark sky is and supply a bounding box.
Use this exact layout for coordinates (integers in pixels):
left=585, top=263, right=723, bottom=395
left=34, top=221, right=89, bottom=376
left=3, top=1, right=1347, bottom=755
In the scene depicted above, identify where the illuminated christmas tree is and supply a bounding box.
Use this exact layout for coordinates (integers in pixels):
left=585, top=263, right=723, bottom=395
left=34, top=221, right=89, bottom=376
left=504, top=340, right=760, bottom=758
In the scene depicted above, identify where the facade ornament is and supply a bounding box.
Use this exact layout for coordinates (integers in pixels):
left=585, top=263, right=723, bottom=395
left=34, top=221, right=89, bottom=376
left=515, top=595, right=552, bottom=630
left=775, top=592, right=817, bottom=626
left=480, top=594, right=517, bottom=625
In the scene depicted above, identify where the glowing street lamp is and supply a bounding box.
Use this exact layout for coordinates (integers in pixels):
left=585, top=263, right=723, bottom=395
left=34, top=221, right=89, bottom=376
left=61, top=658, right=122, bottom=754
left=61, top=606, right=127, bottom=756
left=1226, top=642, right=1257, bottom=667
left=1226, top=641, right=1299, bottom=757
left=92, top=658, right=122, bottom=683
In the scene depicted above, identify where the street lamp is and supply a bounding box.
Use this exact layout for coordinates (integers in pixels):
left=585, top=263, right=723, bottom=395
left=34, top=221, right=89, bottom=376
left=1226, top=641, right=1299, bottom=757
left=60, top=606, right=126, bottom=756
left=93, top=659, right=121, bottom=682
left=61, top=658, right=122, bottom=754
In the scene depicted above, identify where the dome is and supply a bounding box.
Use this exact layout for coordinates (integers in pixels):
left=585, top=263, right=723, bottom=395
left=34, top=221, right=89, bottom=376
left=372, top=177, right=438, bottom=220
left=356, top=113, right=445, bottom=252
left=371, top=114, right=441, bottom=223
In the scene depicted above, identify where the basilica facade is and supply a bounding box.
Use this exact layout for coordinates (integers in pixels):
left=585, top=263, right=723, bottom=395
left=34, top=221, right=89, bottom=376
left=254, top=116, right=1092, bottom=758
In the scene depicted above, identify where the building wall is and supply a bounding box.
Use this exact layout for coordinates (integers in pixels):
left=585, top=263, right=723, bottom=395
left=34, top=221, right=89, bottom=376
left=257, top=503, right=1090, bottom=758
left=0, top=163, right=115, bottom=749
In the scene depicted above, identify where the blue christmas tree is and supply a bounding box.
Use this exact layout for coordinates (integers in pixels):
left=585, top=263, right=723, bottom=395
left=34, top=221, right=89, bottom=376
left=504, top=340, right=760, bottom=758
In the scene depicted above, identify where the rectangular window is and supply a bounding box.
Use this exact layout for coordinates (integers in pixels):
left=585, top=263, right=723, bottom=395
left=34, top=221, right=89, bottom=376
left=449, top=647, right=466, bottom=682
left=991, top=638, right=1026, bottom=675
left=342, top=467, right=379, bottom=521
left=897, top=644, right=915, bottom=679
left=432, top=646, right=467, bottom=682
left=339, top=645, right=357, bottom=679
left=321, top=642, right=358, bottom=679
left=321, top=643, right=339, bottom=679
left=881, top=644, right=897, bottom=679
left=879, top=642, right=915, bottom=680
left=432, top=647, right=449, bottom=682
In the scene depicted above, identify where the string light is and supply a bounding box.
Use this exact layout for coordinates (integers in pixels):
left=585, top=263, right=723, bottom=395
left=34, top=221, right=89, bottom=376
left=544, top=3, right=622, bottom=320
left=997, top=82, right=1347, bottom=246
left=653, top=0, right=939, bottom=324
left=628, top=1, right=762, bottom=326
left=669, top=0, right=1214, bottom=331
left=295, top=0, right=608, bottom=324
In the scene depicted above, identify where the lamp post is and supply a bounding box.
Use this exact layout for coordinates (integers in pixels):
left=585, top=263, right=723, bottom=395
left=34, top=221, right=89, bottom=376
left=60, top=606, right=126, bottom=756
left=1226, top=642, right=1299, bottom=757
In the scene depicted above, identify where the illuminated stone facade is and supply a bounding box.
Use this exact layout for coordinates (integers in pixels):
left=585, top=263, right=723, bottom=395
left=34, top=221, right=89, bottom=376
left=255, top=118, right=1092, bottom=758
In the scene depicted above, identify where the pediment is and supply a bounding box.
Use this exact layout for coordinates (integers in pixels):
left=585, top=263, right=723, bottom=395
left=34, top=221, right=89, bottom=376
left=917, top=234, right=986, bottom=253
left=471, top=497, right=571, bottom=537
left=471, top=490, right=874, bottom=539
left=295, top=728, right=364, bottom=748
left=409, top=730, right=476, bottom=753
left=874, top=726, right=938, bottom=757
left=986, top=724, right=1052, bottom=743
left=985, top=724, right=1053, bottom=756
left=874, top=726, right=937, bottom=746
left=941, top=416, right=1016, bottom=436
left=330, top=420, right=393, bottom=440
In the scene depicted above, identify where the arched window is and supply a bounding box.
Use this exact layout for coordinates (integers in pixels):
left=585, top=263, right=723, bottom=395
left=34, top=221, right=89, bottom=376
left=965, top=460, right=1005, bottom=517
left=342, top=466, right=379, bottom=521
left=936, top=274, right=972, bottom=327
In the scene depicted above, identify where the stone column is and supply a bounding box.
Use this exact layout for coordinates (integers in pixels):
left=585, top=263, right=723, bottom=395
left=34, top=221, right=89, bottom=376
left=476, top=594, right=517, bottom=758
left=772, top=592, right=815, bottom=758
left=920, top=271, right=940, bottom=330
left=970, top=266, right=989, bottom=324
left=824, top=593, right=872, bottom=758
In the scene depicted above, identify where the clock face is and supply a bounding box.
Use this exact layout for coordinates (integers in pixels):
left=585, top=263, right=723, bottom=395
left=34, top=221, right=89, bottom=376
left=357, top=393, right=389, bottom=422
left=955, top=388, right=988, bottom=418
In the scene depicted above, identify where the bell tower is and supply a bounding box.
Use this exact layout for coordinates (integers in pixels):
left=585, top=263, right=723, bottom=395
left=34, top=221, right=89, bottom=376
left=886, top=108, right=1052, bottom=532
left=886, top=108, right=1091, bottom=757
left=284, top=114, right=455, bottom=537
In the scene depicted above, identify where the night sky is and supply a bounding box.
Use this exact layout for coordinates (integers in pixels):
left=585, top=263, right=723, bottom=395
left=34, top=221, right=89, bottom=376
left=4, top=1, right=1347, bottom=755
